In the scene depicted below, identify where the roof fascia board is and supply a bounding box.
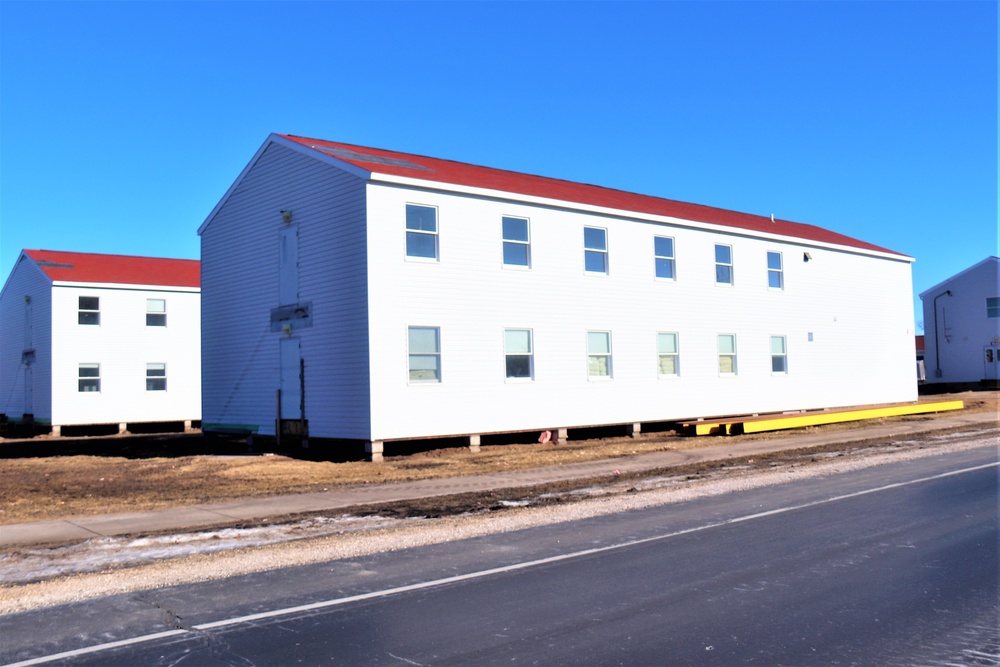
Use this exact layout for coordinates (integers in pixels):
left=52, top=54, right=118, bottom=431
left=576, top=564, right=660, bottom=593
left=272, top=135, right=373, bottom=180
left=197, top=135, right=372, bottom=236
left=0, top=251, right=52, bottom=301
left=370, top=173, right=913, bottom=263
left=918, top=256, right=999, bottom=299
left=52, top=281, right=200, bottom=293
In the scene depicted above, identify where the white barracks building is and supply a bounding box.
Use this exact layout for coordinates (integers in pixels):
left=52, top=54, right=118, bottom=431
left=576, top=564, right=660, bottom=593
left=199, top=134, right=917, bottom=457
left=0, top=250, right=201, bottom=435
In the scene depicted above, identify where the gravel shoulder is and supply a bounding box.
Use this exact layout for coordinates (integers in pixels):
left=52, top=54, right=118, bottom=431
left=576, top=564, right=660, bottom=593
left=1, top=422, right=995, bottom=615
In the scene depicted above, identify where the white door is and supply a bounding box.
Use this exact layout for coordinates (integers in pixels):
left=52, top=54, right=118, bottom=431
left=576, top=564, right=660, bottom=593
left=985, top=347, right=999, bottom=380
left=280, top=338, right=302, bottom=419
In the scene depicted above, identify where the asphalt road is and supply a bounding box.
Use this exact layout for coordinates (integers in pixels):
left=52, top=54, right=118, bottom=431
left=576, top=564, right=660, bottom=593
left=3, top=439, right=997, bottom=666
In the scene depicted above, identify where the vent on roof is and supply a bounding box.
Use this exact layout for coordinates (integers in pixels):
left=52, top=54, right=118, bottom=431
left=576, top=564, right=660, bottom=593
left=35, top=260, right=75, bottom=269
left=310, top=145, right=431, bottom=172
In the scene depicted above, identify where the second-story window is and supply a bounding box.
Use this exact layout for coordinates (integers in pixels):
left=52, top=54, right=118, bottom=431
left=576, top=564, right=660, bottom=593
left=502, top=217, right=530, bottom=267
left=715, top=244, right=733, bottom=285
left=406, top=204, right=438, bottom=260
left=584, top=227, right=608, bottom=274
left=767, top=251, right=784, bottom=289
left=146, top=299, right=166, bottom=326
left=78, top=297, right=100, bottom=325
left=654, top=236, right=675, bottom=279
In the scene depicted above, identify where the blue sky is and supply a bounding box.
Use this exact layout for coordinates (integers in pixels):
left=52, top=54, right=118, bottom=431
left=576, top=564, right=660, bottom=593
left=1, top=1, right=995, bottom=332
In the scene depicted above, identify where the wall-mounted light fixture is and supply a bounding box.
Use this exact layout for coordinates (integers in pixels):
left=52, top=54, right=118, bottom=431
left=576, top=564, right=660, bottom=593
left=281, top=210, right=293, bottom=224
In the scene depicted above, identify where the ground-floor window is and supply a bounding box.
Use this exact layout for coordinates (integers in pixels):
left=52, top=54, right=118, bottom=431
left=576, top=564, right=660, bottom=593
left=771, top=336, right=788, bottom=373
left=408, top=326, right=441, bottom=382
left=588, top=331, right=612, bottom=378
left=657, top=332, right=679, bottom=376
left=718, top=334, right=737, bottom=374
left=78, top=363, right=100, bottom=392
left=146, top=363, right=167, bottom=391
left=504, top=329, right=533, bottom=380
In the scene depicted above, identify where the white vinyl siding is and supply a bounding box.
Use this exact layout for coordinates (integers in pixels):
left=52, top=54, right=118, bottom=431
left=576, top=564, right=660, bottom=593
left=200, top=141, right=369, bottom=437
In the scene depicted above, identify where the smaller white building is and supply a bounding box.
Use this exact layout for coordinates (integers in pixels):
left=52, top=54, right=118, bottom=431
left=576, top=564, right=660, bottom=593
left=919, top=256, right=1000, bottom=385
left=0, top=249, right=201, bottom=435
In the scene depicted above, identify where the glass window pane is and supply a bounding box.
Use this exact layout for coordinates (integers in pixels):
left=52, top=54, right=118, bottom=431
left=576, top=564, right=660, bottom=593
left=588, top=332, right=610, bottom=354
left=767, top=252, right=782, bottom=270
left=719, top=356, right=735, bottom=374
left=79, top=364, right=100, bottom=377
left=768, top=271, right=783, bottom=289
left=409, top=356, right=440, bottom=381
left=147, top=313, right=166, bottom=326
left=506, top=356, right=532, bottom=378
left=405, top=205, right=436, bottom=232
left=654, top=236, right=673, bottom=257
left=406, top=232, right=437, bottom=258
left=584, top=227, right=606, bottom=251
left=79, top=312, right=99, bottom=325
left=502, top=242, right=529, bottom=266
left=505, top=330, right=531, bottom=353
left=588, top=356, right=610, bottom=377
left=79, top=297, right=99, bottom=310
left=585, top=250, right=607, bottom=273
left=408, top=327, right=439, bottom=354
left=655, top=258, right=675, bottom=279
left=147, top=299, right=166, bottom=313
left=658, top=333, right=677, bottom=354
left=146, top=363, right=166, bottom=376
left=716, top=265, right=732, bottom=284
left=771, top=336, right=786, bottom=354
left=988, top=297, right=1000, bottom=318
left=772, top=356, right=787, bottom=373
left=658, top=356, right=677, bottom=375
left=718, top=335, right=735, bottom=354
left=715, top=245, right=731, bottom=264
left=502, top=217, right=528, bottom=242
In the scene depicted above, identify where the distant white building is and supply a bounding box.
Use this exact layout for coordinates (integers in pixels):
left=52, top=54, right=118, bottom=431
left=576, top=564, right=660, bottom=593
left=919, top=256, right=1000, bottom=385
left=199, top=134, right=917, bottom=459
left=0, top=250, right=201, bottom=435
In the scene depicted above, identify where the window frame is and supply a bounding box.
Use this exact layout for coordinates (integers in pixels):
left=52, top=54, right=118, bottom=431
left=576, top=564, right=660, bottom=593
left=146, top=298, right=167, bottom=327
left=584, top=227, right=609, bottom=274
left=587, top=330, right=613, bottom=379
left=78, top=363, right=100, bottom=392
left=718, top=334, right=738, bottom=375
left=146, top=363, right=167, bottom=391
left=715, top=244, right=734, bottom=285
left=405, top=204, right=439, bottom=261
left=770, top=335, right=788, bottom=374
left=504, top=328, right=534, bottom=381
left=654, top=236, right=676, bottom=280
left=657, top=332, right=680, bottom=377
left=987, top=297, right=1000, bottom=319
left=501, top=216, right=531, bottom=269
left=78, top=296, right=100, bottom=325
left=767, top=251, right=784, bottom=290
left=407, top=326, right=441, bottom=383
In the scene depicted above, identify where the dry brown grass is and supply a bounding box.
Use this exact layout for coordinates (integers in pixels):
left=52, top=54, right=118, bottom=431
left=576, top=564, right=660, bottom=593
left=1, top=391, right=994, bottom=525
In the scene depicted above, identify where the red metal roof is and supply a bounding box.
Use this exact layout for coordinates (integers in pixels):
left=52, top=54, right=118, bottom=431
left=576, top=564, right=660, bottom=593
left=281, top=134, right=905, bottom=257
left=24, top=250, right=199, bottom=288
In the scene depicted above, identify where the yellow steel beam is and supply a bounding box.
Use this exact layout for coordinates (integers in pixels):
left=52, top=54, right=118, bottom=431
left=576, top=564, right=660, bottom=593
left=738, top=400, right=965, bottom=434
left=680, top=400, right=965, bottom=436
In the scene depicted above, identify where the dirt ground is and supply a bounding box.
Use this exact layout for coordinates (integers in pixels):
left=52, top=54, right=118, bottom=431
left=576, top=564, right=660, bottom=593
left=1, top=391, right=995, bottom=525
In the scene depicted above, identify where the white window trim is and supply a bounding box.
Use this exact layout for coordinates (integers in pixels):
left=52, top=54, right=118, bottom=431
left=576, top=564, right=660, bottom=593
left=503, top=328, right=534, bottom=383
left=146, top=362, right=167, bottom=391
left=770, top=335, right=788, bottom=375
left=654, top=236, right=676, bottom=282
left=583, top=226, right=609, bottom=275
left=587, top=330, right=613, bottom=380
left=78, top=296, right=100, bottom=326
left=501, top=216, right=531, bottom=270
left=146, top=298, right=167, bottom=327
left=78, top=363, right=101, bottom=393
left=407, top=325, right=442, bottom=385
left=715, top=244, right=734, bottom=286
left=718, top=333, right=738, bottom=376
left=656, top=331, right=680, bottom=378
left=404, top=203, right=440, bottom=263
left=767, top=251, right=784, bottom=290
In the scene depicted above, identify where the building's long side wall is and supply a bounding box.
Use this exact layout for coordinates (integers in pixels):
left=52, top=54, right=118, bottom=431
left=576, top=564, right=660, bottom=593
left=201, top=144, right=370, bottom=437
left=50, top=286, right=201, bottom=425
left=922, top=261, right=1000, bottom=383
left=366, top=184, right=917, bottom=441
left=0, top=258, right=52, bottom=420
